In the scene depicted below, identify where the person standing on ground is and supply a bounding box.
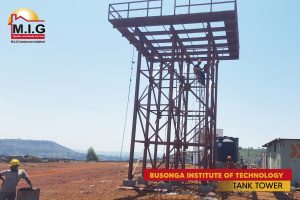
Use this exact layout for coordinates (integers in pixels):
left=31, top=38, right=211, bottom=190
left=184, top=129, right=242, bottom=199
left=0, top=159, right=33, bottom=200
left=226, top=155, right=235, bottom=169
left=240, top=156, right=244, bottom=166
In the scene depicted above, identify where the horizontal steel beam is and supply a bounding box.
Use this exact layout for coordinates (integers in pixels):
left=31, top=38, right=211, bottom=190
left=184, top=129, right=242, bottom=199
left=110, top=11, right=237, bottom=28
left=125, top=27, right=234, bottom=36
left=135, top=140, right=206, bottom=147
left=148, top=35, right=234, bottom=43
left=170, top=25, right=193, bottom=63
left=154, top=43, right=230, bottom=51
left=153, top=55, right=238, bottom=62
left=135, top=28, right=162, bottom=61
left=159, top=50, right=230, bottom=57
left=116, top=27, right=153, bottom=59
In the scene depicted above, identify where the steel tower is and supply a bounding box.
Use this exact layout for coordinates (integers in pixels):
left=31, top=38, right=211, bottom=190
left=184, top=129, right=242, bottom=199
left=108, top=0, right=239, bottom=180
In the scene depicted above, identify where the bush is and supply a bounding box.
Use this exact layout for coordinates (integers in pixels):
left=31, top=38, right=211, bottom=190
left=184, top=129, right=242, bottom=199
left=24, top=155, right=42, bottom=163
left=86, top=147, right=99, bottom=162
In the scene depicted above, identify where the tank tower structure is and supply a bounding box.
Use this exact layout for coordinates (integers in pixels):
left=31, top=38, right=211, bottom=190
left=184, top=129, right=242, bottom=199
left=108, top=0, right=239, bottom=181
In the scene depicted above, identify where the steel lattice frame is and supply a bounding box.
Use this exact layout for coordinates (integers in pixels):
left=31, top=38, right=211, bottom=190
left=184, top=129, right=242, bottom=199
left=108, top=0, right=239, bottom=180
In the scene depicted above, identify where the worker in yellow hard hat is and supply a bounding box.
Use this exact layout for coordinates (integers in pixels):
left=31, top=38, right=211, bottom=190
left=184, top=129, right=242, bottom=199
left=0, top=159, right=33, bottom=200
left=226, top=155, right=235, bottom=169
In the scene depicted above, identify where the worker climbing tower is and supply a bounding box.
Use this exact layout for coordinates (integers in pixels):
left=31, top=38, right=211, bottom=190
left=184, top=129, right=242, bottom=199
left=108, top=0, right=239, bottom=180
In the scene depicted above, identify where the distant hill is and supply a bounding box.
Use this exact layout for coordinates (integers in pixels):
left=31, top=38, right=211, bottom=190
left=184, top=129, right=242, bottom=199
left=0, top=139, right=85, bottom=160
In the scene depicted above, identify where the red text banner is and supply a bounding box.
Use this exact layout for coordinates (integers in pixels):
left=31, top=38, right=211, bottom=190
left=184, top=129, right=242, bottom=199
left=144, top=169, right=292, bottom=181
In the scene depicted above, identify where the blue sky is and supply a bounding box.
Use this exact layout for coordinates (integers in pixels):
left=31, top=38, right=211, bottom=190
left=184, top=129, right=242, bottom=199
left=0, top=0, right=299, bottom=152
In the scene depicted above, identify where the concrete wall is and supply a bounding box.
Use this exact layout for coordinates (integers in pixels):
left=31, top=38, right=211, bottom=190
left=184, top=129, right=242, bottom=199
left=266, top=140, right=300, bottom=185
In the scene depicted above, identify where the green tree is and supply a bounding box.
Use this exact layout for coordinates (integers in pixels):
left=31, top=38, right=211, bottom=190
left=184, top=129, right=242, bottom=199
left=86, top=147, right=99, bottom=162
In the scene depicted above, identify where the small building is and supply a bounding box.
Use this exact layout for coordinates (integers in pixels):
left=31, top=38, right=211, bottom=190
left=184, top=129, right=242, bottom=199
left=262, top=138, right=300, bottom=186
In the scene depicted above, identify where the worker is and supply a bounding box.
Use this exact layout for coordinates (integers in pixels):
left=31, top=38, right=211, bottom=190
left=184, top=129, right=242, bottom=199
left=240, top=156, right=244, bottom=166
left=193, top=59, right=202, bottom=75
left=226, top=155, right=235, bottom=169
left=0, top=159, right=33, bottom=200
left=193, top=59, right=205, bottom=85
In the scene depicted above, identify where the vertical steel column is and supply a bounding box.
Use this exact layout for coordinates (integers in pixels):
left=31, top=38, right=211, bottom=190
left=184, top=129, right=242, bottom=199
left=142, top=55, right=154, bottom=172
left=128, top=33, right=143, bottom=180
left=209, top=57, right=215, bottom=168
left=174, top=52, right=184, bottom=169
left=153, top=62, right=163, bottom=168
left=165, top=35, right=176, bottom=169
left=182, top=62, right=190, bottom=169
left=213, top=60, right=219, bottom=167
left=204, top=35, right=212, bottom=169
left=198, top=109, right=202, bottom=168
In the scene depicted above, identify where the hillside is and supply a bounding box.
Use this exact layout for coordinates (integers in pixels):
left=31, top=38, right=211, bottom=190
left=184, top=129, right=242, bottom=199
left=0, top=139, right=85, bottom=160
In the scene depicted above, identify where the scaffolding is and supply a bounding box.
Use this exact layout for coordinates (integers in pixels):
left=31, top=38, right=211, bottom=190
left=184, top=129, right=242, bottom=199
left=108, top=0, right=240, bottom=180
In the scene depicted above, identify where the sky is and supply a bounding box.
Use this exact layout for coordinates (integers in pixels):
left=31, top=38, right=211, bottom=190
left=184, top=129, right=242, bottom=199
left=0, top=0, right=299, bottom=152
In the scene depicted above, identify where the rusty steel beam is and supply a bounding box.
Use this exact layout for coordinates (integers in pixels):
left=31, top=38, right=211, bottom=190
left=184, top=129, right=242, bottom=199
left=154, top=43, right=231, bottom=51
left=153, top=62, right=163, bottom=168
left=153, top=55, right=236, bottom=63
left=160, top=50, right=230, bottom=57
left=125, top=26, right=233, bottom=36
left=165, top=35, right=176, bottom=169
left=109, top=11, right=236, bottom=28
left=142, top=53, right=154, bottom=173
left=148, top=35, right=233, bottom=44
left=135, top=140, right=207, bottom=147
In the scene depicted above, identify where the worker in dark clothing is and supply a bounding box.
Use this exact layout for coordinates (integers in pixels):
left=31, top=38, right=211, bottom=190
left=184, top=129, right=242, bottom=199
left=0, top=159, right=33, bottom=200
left=193, top=59, right=201, bottom=77
left=240, top=156, right=244, bottom=166
left=226, top=156, right=235, bottom=169
left=193, top=59, right=206, bottom=85
left=240, top=156, right=247, bottom=168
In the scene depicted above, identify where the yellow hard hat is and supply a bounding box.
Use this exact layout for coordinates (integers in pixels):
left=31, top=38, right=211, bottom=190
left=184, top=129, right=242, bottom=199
left=9, top=159, right=20, bottom=167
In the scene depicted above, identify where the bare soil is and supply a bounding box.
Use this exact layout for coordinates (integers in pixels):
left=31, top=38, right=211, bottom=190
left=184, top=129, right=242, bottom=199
left=0, top=162, right=298, bottom=200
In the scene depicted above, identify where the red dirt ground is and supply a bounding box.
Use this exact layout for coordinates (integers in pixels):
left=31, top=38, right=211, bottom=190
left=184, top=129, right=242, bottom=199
left=0, top=162, right=298, bottom=200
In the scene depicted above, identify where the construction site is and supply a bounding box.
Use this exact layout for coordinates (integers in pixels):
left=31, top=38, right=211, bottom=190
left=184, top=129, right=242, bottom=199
left=1, top=0, right=300, bottom=199
left=105, top=0, right=299, bottom=199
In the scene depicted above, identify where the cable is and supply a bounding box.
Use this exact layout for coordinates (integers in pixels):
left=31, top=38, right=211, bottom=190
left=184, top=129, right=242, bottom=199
left=115, top=47, right=135, bottom=185
left=119, top=47, right=135, bottom=162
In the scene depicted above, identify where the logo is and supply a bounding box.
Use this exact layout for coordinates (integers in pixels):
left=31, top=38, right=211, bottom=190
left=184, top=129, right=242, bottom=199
left=8, top=8, right=45, bottom=43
